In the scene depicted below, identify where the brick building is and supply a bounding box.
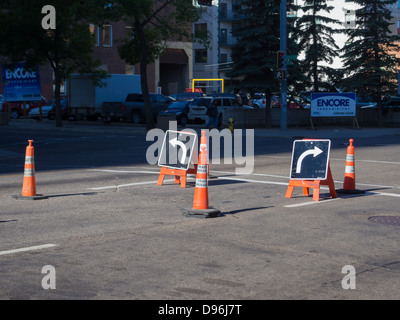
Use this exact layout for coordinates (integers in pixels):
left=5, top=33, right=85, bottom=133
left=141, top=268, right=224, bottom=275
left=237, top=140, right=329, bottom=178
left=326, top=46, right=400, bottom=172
left=1, top=19, right=193, bottom=101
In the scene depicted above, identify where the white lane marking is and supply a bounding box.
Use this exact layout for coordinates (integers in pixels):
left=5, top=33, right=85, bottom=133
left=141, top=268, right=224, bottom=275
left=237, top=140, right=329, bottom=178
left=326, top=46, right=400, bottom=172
left=91, top=169, right=160, bottom=174
left=89, top=179, right=178, bottom=190
left=368, top=192, right=400, bottom=198
left=0, top=244, right=57, bottom=256
left=284, top=198, right=339, bottom=208
left=217, top=176, right=288, bottom=186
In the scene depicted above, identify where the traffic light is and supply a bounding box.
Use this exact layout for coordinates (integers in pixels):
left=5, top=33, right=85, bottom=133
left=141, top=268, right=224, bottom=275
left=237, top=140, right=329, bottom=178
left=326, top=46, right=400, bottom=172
left=198, top=0, right=212, bottom=6
left=277, top=51, right=285, bottom=69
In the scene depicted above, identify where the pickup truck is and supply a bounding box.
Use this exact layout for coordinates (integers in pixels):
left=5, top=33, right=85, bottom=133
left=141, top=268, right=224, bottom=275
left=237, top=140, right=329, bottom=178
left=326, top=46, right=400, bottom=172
left=101, top=93, right=173, bottom=123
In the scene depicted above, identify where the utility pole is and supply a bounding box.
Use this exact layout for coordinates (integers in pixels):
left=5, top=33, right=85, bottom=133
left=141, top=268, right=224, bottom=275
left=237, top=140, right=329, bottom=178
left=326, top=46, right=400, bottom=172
left=280, top=0, right=287, bottom=130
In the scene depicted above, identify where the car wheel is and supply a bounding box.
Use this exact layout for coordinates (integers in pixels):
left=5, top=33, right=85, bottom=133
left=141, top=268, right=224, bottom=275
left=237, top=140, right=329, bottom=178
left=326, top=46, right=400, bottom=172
left=131, top=112, right=140, bottom=124
left=11, top=109, right=20, bottom=119
left=48, top=113, right=55, bottom=120
left=179, top=116, right=188, bottom=127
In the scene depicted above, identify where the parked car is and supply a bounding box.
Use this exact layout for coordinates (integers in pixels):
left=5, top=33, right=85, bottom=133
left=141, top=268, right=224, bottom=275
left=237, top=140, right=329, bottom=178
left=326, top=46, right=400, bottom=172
left=250, top=94, right=281, bottom=109
left=48, top=99, right=69, bottom=120
left=157, top=100, right=191, bottom=126
left=28, top=104, right=54, bottom=119
left=382, top=96, right=400, bottom=111
left=169, top=92, right=205, bottom=101
left=356, top=96, right=377, bottom=108
left=250, top=93, right=266, bottom=108
left=1, top=96, right=51, bottom=119
left=187, top=96, right=253, bottom=127
left=361, top=96, right=400, bottom=112
left=237, top=93, right=251, bottom=106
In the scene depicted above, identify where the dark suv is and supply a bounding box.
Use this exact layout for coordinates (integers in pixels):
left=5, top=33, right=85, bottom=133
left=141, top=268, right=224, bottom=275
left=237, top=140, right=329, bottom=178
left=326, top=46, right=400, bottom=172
left=187, top=96, right=253, bottom=126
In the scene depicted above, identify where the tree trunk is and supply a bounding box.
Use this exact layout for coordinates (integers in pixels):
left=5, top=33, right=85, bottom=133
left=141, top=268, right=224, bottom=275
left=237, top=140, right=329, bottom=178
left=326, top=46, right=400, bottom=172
left=54, top=65, right=62, bottom=128
left=265, top=88, right=272, bottom=128
left=136, top=20, right=155, bottom=131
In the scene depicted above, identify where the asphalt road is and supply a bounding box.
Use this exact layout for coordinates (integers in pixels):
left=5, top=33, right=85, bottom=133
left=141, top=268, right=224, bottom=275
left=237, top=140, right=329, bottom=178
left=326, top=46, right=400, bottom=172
left=1, top=120, right=400, bottom=305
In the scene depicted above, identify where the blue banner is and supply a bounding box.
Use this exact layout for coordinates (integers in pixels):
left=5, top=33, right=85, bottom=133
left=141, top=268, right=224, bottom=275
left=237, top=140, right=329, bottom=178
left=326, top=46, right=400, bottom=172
left=2, top=63, right=41, bottom=101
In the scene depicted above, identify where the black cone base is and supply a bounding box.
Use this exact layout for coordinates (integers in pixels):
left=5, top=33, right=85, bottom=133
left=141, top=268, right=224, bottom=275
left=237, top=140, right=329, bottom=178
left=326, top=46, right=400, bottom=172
left=13, top=194, right=48, bottom=200
left=181, top=207, right=221, bottom=218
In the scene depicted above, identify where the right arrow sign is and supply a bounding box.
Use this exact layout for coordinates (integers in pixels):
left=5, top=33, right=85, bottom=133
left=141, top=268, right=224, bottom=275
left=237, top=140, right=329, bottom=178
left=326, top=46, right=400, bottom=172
left=290, top=140, right=331, bottom=180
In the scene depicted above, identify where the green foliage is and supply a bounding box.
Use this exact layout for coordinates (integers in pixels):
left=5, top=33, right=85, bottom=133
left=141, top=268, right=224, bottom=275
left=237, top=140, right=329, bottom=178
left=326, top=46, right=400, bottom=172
left=295, top=0, right=342, bottom=92
left=228, top=0, right=280, bottom=93
left=339, top=0, right=400, bottom=125
left=0, top=0, right=107, bottom=80
left=114, top=0, right=199, bottom=130
left=340, top=0, right=400, bottom=97
left=0, top=0, right=110, bottom=126
left=116, top=0, right=198, bottom=66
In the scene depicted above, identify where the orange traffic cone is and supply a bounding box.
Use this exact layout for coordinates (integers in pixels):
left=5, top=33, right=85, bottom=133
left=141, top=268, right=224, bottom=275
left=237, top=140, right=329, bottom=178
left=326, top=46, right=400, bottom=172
left=13, top=140, right=47, bottom=200
left=182, top=131, right=221, bottom=218
left=337, top=139, right=364, bottom=194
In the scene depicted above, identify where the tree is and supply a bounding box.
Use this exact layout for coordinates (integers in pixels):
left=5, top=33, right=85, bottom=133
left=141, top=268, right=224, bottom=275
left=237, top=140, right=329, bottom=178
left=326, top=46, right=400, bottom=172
left=115, top=0, right=199, bottom=130
left=295, top=0, right=342, bottom=92
left=0, top=0, right=109, bottom=127
left=228, top=0, right=281, bottom=128
left=340, top=0, right=400, bottom=126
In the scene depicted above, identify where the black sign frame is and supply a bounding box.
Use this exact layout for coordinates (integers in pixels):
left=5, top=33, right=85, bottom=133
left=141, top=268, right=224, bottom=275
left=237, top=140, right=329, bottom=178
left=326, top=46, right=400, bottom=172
left=289, top=139, right=331, bottom=180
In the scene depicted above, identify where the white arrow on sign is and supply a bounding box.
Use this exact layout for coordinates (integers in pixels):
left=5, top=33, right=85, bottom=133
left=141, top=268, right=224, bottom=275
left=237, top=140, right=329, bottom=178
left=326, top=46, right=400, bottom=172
left=296, top=146, right=323, bottom=173
left=169, top=137, right=187, bottom=164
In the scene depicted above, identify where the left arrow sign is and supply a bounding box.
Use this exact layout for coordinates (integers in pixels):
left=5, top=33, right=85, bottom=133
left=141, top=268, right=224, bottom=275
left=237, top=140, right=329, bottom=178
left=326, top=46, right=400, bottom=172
left=169, top=137, right=187, bottom=164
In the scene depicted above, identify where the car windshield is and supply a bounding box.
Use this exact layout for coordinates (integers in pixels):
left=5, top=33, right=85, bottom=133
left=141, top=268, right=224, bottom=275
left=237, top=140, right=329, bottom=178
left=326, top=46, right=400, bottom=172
left=167, top=101, right=187, bottom=109
left=190, top=98, right=211, bottom=107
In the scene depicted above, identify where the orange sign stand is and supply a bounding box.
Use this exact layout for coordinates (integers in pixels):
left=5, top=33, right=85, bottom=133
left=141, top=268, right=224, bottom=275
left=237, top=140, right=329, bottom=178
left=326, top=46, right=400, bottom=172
left=285, top=163, right=337, bottom=201
left=157, top=164, right=198, bottom=188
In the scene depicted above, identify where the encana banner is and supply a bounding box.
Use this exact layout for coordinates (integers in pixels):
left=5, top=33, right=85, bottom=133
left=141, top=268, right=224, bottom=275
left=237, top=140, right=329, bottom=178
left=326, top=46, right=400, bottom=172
left=2, top=63, right=41, bottom=101
left=311, top=92, right=356, bottom=117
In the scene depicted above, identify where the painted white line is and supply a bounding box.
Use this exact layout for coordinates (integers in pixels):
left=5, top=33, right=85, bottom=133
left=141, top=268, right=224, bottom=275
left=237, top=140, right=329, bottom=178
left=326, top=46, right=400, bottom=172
left=369, top=192, right=400, bottom=198
left=88, top=178, right=178, bottom=190
left=284, top=198, right=339, bottom=208
left=217, top=176, right=288, bottom=186
left=213, top=170, right=397, bottom=189
left=0, top=244, right=57, bottom=256
left=91, top=169, right=160, bottom=174
left=211, top=170, right=288, bottom=179
left=330, top=158, right=400, bottom=165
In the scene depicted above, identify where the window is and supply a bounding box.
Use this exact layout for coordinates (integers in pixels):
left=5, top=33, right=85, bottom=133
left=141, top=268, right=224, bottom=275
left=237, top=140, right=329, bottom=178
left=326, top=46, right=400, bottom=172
left=195, top=23, right=207, bottom=38
left=223, top=98, right=232, bottom=106
left=221, top=29, right=228, bottom=45
left=102, top=25, right=112, bottom=47
left=220, top=54, right=227, bottom=63
left=89, top=24, right=99, bottom=46
left=195, top=49, right=207, bottom=63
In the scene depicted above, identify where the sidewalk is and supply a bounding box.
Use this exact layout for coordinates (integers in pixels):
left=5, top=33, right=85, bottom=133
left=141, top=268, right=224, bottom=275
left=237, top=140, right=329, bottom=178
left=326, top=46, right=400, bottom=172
left=1, top=118, right=399, bottom=139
